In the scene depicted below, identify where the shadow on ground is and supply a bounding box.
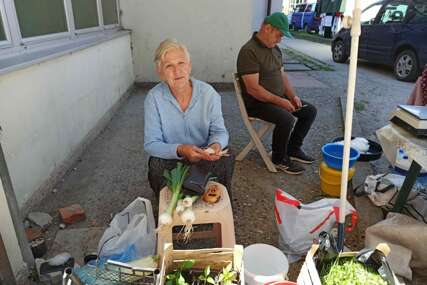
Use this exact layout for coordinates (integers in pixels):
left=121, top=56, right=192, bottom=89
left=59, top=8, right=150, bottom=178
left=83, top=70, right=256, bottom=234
left=30, top=73, right=349, bottom=281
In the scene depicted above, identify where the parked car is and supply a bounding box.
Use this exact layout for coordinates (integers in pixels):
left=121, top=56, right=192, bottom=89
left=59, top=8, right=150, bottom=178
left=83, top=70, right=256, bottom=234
left=291, top=3, right=319, bottom=32
left=331, top=0, right=427, bottom=82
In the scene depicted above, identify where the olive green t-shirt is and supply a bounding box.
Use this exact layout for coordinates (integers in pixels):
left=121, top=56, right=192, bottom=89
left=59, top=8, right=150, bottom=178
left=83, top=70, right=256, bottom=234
left=237, top=32, right=284, bottom=106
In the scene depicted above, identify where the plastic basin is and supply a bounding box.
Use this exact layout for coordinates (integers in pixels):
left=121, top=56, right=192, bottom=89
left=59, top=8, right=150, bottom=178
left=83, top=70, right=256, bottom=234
left=243, top=244, right=289, bottom=285
left=321, top=143, right=360, bottom=170
left=319, top=162, right=356, bottom=197
left=332, top=136, right=383, bottom=162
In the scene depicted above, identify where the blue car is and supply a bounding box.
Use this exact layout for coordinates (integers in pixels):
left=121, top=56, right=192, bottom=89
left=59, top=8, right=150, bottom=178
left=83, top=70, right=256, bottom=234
left=331, top=0, right=427, bottom=81
left=291, top=3, right=318, bottom=32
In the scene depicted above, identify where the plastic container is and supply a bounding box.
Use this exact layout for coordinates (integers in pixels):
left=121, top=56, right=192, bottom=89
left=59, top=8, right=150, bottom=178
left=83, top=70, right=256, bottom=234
left=319, top=161, right=355, bottom=197
left=332, top=136, right=383, bottom=162
left=243, top=244, right=289, bottom=285
left=321, top=143, right=360, bottom=170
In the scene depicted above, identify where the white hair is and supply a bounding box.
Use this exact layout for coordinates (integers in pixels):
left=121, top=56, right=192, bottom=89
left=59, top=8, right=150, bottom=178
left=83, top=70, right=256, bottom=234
left=154, top=39, right=190, bottom=68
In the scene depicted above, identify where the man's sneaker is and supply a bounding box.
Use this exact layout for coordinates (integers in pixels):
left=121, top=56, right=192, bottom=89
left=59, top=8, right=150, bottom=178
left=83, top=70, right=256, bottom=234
left=274, top=158, right=305, bottom=175
left=289, top=149, right=315, bottom=164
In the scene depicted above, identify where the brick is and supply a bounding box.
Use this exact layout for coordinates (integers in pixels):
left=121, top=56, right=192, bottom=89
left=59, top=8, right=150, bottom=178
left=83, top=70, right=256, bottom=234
left=25, top=227, right=42, bottom=241
left=58, top=204, right=86, bottom=224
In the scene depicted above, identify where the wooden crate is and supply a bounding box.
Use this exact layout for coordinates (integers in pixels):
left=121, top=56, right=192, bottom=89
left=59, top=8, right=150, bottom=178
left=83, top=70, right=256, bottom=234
left=159, top=243, right=244, bottom=285
left=297, top=244, right=401, bottom=285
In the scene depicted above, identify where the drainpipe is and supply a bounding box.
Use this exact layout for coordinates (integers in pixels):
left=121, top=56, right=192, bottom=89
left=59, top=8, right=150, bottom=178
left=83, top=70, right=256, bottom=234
left=267, top=0, right=272, bottom=16
left=0, top=126, right=35, bottom=279
left=0, top=233, right=15, bottom=284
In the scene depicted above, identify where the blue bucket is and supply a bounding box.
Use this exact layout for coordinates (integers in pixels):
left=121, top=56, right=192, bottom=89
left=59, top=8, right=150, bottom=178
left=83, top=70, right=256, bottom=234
left=321, top=143, right=360, bottom=170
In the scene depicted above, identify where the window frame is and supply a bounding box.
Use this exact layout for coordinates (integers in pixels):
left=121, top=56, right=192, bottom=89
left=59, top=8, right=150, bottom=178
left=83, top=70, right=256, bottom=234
left=14, top=0, right=71, bottom=45
left=0, top=0, right=120, bottom=62
left=101, top=0, right=120, bottom=29
left=0, top=0, right=12, bottom=48
left=71, top=0, right=102, bottom=34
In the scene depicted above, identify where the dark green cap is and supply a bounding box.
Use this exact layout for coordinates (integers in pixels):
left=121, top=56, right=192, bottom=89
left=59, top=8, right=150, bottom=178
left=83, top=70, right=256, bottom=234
left=264, top=12, right=293, bottom=38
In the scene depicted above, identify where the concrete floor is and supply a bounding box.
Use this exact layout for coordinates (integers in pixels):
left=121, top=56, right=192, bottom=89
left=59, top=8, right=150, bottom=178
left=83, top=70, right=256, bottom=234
left=28, top=38, right=424, bottom=283
left=32, top=73, right=344, bottom=275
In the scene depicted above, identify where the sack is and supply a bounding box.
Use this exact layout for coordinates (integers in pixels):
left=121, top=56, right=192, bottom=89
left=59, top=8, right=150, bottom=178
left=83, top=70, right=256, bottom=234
left=364, top=173, right=427, bottom=223
left=366, top=212, right=427, bottom=279
left=275, top=189, right=357, bottom=262
left=97, top=197, right=156, bottom=262
left=182, top=165, right=212, bottom=195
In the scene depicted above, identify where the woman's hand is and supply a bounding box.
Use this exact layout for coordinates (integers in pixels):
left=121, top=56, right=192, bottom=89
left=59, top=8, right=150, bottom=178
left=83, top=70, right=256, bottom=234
left=177, top=144, right=207, bottom=162
left=205, top=143, right=222, bottom=161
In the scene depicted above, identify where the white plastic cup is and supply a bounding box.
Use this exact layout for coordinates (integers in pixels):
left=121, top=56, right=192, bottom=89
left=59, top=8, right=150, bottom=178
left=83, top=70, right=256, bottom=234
left=243, top=244, right=289, bottom=285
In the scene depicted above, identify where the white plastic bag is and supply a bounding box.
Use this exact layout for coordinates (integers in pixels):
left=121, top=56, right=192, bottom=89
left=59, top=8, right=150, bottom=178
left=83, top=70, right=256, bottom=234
left=274, top=189, right=357, bottom=262
left=97, top=197, right=156, bottom=261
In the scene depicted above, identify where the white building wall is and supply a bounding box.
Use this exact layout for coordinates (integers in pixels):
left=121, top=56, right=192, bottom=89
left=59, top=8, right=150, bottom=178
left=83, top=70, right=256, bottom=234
left=252, top=0, right=268, bottom=31
left=270, top=0, right=285, bottom=14
left=0, top=34, right=134, bottom=206
left=0, top=179, right=26, bottom=279
left=252, top=0, right=284, bottom=32
left=120, top=0, right=252, bottom=83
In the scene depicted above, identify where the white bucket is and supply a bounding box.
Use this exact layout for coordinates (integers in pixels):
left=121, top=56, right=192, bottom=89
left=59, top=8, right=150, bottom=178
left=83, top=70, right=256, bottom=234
left=243, top=244, right=289, bottom=285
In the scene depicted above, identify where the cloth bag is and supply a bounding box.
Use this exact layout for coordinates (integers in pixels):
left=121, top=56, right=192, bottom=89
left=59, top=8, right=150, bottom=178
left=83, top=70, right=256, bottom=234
left=97, top=197, right=156, bottom=262
left=366, top=212, right=427, bottom=280
left=275, top=189, right=357, bottom=262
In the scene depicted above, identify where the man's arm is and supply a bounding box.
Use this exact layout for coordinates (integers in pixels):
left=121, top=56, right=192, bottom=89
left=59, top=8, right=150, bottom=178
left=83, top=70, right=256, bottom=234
left=241, top=73, right=296, bottom=112
left=281, top=70, right=302, bottom=108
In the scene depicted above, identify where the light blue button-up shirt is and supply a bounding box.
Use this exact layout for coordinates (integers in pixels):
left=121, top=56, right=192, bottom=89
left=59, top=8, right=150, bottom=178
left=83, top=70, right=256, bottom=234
left=144, top=78, right=229, bottom=159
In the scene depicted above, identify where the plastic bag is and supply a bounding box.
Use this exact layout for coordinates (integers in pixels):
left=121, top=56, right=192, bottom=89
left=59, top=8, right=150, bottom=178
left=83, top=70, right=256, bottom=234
left=97, top=197, right=156, bottom=262
left=274, top=189, right=357, bottom=262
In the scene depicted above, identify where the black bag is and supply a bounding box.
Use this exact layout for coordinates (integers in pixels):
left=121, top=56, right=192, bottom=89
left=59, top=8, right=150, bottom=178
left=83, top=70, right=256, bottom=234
left=182, top=165, right=213, bottom=195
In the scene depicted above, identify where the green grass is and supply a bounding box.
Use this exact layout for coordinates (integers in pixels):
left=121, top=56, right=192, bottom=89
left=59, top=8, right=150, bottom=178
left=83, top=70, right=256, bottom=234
left=354, top=100, right=369, bottom=112
left=290, top=30, right=333, bottom=46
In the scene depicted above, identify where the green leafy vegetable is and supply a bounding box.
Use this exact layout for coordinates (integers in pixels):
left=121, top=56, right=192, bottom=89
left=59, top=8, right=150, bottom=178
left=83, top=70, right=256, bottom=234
left=320, top=257, right=387, bottom=285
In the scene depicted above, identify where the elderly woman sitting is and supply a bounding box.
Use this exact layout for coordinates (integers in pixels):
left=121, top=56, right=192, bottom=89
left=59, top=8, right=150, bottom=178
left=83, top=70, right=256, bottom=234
left=144, top=39, right=234, bottom=198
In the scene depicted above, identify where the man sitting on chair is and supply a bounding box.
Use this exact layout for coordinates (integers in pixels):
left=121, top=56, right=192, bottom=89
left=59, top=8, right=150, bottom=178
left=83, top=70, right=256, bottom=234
left=144, top=39, right=234, bottom=197
left=237, top=12, right=317, bottom=175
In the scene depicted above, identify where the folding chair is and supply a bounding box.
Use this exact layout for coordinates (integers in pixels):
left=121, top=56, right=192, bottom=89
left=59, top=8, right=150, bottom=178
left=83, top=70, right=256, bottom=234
left=232, top=73, right=277, bottom=172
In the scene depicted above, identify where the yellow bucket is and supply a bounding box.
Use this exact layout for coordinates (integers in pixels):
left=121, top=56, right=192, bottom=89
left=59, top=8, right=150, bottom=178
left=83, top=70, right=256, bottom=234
left=319, top=161, right=355, bottom=197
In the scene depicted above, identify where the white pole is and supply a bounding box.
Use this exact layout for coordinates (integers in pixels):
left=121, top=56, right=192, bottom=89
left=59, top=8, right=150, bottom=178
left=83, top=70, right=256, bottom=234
left=337, top=0, right=361, bottom=251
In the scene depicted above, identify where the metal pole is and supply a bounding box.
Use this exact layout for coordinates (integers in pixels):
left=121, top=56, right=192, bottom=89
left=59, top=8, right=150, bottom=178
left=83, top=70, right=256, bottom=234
left=0, top=233, right=16, bottom=284
left=0, top=128, right=35, bottom=274
left=267, top=0, right=272, bottom=16
left=337, top=0, right=361, bottom=252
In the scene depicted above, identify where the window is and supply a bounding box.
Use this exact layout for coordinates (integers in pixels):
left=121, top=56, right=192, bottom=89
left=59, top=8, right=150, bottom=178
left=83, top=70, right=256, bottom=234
left=410, top=0, right=427, bottom=23
left=361, top=3, right=382, bottom=25
left=0, top=12, right=6, bottom=41
left=14, top=0, right=68, bottom=38
left=379, top=1, right=409, bottom=24
left=0, top=0, right=121, bottom=63
left=102, top=0, right=118, bottom=25
left=72, top=0, right=99, bottom=30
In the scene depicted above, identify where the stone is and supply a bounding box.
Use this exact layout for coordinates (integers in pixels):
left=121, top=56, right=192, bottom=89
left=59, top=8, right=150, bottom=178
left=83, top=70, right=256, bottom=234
left=27, top=212, right=53, bottom=229
left=58, top=204, right=86, bottom=224
left=49, top=228, right=105, bottom=265
left=25, top=227, right=42, bottom=241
